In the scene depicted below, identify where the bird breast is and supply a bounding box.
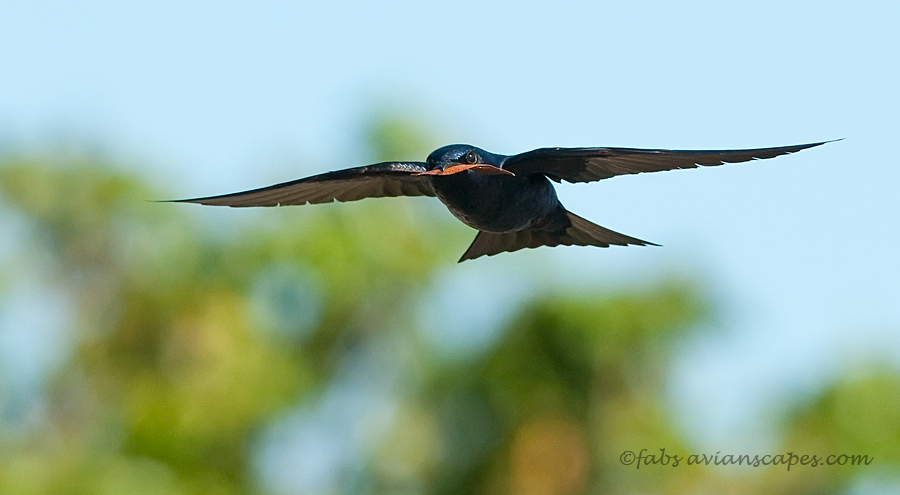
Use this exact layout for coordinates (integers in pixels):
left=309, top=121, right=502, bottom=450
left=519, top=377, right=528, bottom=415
left=430, top=171, right=560, bottom=234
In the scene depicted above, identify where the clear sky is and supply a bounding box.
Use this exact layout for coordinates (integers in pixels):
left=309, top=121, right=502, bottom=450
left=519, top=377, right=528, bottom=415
left=2, top=0, right=898, bottom=457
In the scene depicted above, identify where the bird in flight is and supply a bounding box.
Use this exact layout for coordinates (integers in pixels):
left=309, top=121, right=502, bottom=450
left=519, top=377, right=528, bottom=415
left=172, top=141, right=828, bottom=262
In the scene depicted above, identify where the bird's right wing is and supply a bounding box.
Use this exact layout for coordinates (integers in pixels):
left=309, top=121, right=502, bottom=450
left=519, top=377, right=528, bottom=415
left=169, top=162, right=435, bottom=207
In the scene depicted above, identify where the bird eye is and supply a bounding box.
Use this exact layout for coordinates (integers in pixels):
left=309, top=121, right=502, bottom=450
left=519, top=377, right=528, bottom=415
left=463, top=150, right=478, bottom=164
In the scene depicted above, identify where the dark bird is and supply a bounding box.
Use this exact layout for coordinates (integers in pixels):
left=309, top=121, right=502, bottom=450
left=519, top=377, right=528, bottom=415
left=172, top=141, right=828, bottom=262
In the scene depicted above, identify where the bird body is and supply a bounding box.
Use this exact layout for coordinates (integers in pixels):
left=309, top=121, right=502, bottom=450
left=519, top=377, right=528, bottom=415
left=172, top=141, right=830, bottom=262
left=430, top=163, right=561, bottom=233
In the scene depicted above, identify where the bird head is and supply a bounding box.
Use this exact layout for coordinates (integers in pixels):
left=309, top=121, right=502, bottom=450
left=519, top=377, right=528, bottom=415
left=417, top=145, right=514, bottom=176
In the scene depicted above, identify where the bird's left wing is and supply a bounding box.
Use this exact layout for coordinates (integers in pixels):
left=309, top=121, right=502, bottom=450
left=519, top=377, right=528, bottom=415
left=502, top=142, right=829, bottom=183
left=170, top=162, right=435, bottom=207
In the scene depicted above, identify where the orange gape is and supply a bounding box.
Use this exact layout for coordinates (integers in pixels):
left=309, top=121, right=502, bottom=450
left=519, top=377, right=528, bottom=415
left=415, top=164, right=515, bottom=176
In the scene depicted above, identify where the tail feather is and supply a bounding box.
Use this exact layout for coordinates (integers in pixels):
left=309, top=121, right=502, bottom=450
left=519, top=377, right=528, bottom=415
left=564, top=211, right=657, bottom=248
left=458, top=210, right=656, bottom=262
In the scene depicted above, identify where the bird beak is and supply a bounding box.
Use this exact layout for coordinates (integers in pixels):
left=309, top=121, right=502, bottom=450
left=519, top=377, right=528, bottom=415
left=415, top=164, right=515, bottom=176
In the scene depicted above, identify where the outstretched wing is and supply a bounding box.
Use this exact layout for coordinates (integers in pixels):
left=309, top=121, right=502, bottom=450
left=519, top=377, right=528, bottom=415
left=502, top=141, right=830, bottom=183
left=170, top=162, right=435, bottom=207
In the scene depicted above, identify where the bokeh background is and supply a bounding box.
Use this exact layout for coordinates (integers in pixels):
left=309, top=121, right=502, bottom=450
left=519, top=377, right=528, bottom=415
left=1, top=1, right=898, bottom=494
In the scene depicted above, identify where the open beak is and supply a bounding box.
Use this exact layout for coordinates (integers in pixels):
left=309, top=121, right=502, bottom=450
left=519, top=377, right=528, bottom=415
left=415, top=164, right=515, bottom=176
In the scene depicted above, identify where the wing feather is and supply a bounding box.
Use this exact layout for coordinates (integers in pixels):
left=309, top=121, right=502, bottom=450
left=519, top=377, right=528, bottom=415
left=503, top=141, right=831, bottom=183
left=169, top=162, right=434, bottom=207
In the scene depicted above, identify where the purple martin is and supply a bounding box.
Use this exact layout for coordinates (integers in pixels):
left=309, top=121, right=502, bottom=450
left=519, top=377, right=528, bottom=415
left=172, top=141, right=828, bottom=262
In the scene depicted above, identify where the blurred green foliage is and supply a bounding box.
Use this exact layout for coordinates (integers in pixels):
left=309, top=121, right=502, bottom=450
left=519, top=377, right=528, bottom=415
left=0, top=117, right=896, bottom=494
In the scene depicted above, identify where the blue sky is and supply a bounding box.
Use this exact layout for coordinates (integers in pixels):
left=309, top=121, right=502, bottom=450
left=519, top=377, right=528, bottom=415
left=2, top=0, right=898, bottom=471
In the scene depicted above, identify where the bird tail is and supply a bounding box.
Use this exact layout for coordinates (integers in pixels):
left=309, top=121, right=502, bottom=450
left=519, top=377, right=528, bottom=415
left=458, top=209, right=656, bottom=262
